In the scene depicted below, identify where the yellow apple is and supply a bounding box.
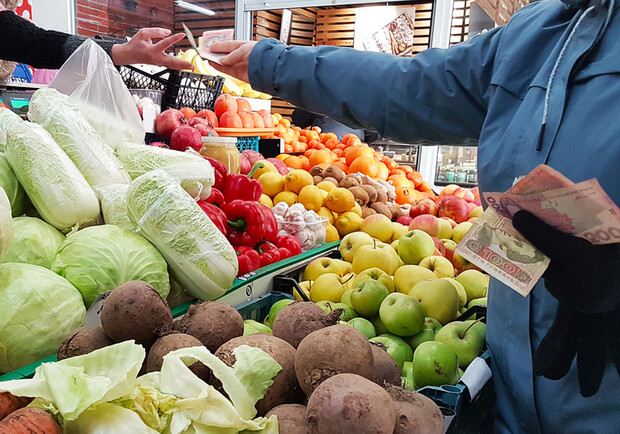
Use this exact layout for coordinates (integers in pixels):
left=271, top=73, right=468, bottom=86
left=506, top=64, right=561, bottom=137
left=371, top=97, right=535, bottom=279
left=352, top=267, right=395, bottom=293
left=361, top=214, right=394, bottom=242
left=310, top=273, right=352, bottom=303
left=339, top=232, right=374, bottom=262
left=441, top=277, right=467, bottom=308
left=391, top=222, right=409, bottom=242
left=469, top=205, right=483, bottom=219
left=352, top=242, right=400, bottom=276
left=437, top=218, right=453, bottom=239
left=418, top=255, right=455, bottom=278
left=455, top=270, right=489, bottom=303
left=451, top=222, right=473, bottom=244
left=304, top=257, right=342, bottom=281
left=409, top=279, right=460, bottom=325
left=294, top=280, right=312, bottom=301
left=393, top=265, right=438, bottom=294
left=332, top=259, right=353, bottom=276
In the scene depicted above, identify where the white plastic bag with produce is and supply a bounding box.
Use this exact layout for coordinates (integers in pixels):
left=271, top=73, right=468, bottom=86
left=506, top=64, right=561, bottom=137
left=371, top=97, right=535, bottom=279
left=50, top=39, right=145, bottom=149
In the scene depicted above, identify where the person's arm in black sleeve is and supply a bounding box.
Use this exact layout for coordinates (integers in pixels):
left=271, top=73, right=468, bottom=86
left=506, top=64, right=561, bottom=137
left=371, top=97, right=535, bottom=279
left=0, top=10, right=114, bottom=69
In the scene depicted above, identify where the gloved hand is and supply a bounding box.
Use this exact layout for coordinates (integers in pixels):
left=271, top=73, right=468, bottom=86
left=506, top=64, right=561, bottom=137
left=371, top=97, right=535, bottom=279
left=513, top=210, right=620, bottom=397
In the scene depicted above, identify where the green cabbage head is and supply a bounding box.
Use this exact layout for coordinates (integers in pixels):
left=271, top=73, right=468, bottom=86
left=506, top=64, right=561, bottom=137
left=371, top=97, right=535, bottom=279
left=52, top=224, right=170, bottom=307
left=4, top=217, right=65, bottom=268
left=0, top=262, right=85, bottom=373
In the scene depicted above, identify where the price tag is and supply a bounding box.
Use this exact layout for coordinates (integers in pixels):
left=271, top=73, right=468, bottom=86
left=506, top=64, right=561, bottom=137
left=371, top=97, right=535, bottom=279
left=83, top=291, right=112, bottom=327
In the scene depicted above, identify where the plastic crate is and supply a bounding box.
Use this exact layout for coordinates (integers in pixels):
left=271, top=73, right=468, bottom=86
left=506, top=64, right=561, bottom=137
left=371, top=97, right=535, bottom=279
left=235, top=136, right=260, bottom=152
left=120, top=65, right=224, bottom=112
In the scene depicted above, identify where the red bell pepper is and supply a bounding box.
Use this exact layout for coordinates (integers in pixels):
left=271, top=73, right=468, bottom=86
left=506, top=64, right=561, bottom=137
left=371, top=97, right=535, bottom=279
left=259, top=204, right=278, bottom=242
left=197, top=201, right=227, bottom=235
left=203, top=157, right=228, bottom=190
left=224, top=200, right=266, bottom=246
left=276, top=235, right=303, bottom=256
left=277, top=247, right=292, bottom=260
left=206, top=188, right=225, bottom=208
left=223, top=164, right=263, bottom=202
left=257, top=241, right=280, bottom=267
left=235, top=246, right=260, bottom=276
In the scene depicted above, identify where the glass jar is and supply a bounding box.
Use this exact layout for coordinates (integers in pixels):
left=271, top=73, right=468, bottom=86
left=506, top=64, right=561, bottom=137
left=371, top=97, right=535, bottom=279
left=200, top=137, right=241, bottom=174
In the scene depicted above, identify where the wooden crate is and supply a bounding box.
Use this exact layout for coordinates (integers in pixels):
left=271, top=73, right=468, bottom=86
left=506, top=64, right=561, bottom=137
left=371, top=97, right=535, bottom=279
left=474, top=0, right=529, bottom=25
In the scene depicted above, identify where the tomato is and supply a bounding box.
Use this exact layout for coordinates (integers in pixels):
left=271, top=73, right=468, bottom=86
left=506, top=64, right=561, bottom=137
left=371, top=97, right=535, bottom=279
left=251, top=112, right=265, bottom=128
left=214, top=94, right=238, bottom=118
left=256, top=109, right=274, bottom=128
left=179, top=107, right=197, bottom=119
left=236, top=98, right=252, bottom=113
left=219, top=111, right=243, bottom=128
left=239, top=112, right=254, bottom=128
left=196, top=109, right=218, bottom=127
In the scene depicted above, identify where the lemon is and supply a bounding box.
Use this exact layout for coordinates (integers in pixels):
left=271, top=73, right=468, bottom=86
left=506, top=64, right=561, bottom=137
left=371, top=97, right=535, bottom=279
left=335, top=211, right=363, bottom=236
left=298, top=185, right=324, bottom=212
left=258, top=172, right=285, bottom=197
left=273, top=191, right=298, bottom=206
left=251, top=160, right=278, bottom=179
left=326, top=223, right=340, bottom=242
left=318, top=207, right=335, bottom=224
left=317, top=180, right=337, bottom=193
left=284, top=169, right=314, bottom=194
left=260, top=194, right=273, bottom=208
left=351, top=202, right=363, bottom=217
left=325, top=188, right=356, bottom=213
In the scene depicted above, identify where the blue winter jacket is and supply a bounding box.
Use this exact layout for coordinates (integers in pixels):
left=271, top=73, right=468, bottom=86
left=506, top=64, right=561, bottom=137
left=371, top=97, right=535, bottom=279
left=248, top=0, right=620, bottom=431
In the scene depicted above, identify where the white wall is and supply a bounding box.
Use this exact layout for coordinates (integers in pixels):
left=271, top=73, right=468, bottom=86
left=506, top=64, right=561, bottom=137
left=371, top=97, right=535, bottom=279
left=31, top=0, right=75, bottom=33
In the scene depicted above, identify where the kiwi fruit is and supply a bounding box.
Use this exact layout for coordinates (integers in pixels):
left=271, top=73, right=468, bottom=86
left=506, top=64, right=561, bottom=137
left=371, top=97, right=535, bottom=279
left=313, top=176, right=324, bottom=185
left=361, top=185, right=378, bottom=204
left=349, top=186, right=369, bottom=206
left=375, top=189, right=388, bottom=204
left=388, top=205, right=406, bottom=221
left=361, top=207, right=376, bottom=218
left=370, top=202, right=392, bottom=219
left=339, top=175, right=360, bottom=189
left=323, top=177, right=340, bottom=186
left=323, top=166, right=345, bottom=183
left=310, top=166, right=324, bottom=178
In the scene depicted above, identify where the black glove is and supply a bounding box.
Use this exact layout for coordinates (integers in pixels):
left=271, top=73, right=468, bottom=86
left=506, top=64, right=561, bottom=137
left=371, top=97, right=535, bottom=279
left=512, top=210, right=620, bottom=397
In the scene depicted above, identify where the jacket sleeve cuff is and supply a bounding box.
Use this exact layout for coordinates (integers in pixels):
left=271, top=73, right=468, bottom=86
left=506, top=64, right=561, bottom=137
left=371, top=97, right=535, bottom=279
left=63, top=35, right=116, bottom=63
left=248, top=38, right=286, bottom=95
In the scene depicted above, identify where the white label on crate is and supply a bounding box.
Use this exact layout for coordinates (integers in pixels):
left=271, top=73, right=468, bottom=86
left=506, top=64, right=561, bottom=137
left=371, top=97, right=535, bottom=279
left=83, top=291, right=112, bottom=327
left=459, top=357, right=492, bottom=400
left=143, top=105, right=157, bottom=133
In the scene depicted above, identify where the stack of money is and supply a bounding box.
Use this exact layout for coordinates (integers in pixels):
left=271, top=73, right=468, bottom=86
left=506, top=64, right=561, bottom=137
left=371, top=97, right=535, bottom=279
left=455, top=165, right=620, bottom=296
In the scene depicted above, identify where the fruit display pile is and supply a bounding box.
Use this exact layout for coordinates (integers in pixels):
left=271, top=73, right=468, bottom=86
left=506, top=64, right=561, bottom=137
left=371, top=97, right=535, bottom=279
left=0, top=280, right=446, bottom=433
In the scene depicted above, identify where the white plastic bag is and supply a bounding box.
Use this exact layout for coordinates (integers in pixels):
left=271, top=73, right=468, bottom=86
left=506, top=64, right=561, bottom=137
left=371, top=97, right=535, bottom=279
left=50, top=39, right=145, bottom=149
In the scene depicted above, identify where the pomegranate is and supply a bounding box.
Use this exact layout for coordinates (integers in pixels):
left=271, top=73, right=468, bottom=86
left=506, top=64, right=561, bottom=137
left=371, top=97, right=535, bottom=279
left=155, top=109, right=186, bottom=141
left=171, top=125, right=202, bottom=152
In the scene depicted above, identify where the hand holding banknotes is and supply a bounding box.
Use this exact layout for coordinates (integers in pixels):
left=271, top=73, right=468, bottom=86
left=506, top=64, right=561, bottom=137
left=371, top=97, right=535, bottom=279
left=513, top=210, right=620, bottom=397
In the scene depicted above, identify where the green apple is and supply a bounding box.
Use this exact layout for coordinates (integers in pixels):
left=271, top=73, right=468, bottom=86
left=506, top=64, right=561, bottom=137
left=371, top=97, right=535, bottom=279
left=391, top=239, right=399, bottom=251
left=406, top=317, right=442, bottom=350
left=379, top=293, right=425, bottom=337
left=412, top=341, right=460, bottom=388
left=463, top=319, right=487, bottom=341
left=397, top=230, right=435, bottom=265
left=268, top=299, right=295, bottom=328
left=369, top=333, right=414, bottom=371
left=340, top=288, right=354, bottom=305
left=393, top=265, right=437, bottom=294
left=465, top=297, right=488, bottom=320
left=456, top=270, right=489, bottom=303
left=350, top=280, right=389, bottom=317
left=371, top=315, right=390, bottom=335
left=361, top=214, right=394, bottom=242
left=442, top=277, right=467, bottom=308
left=418, top=255, right=455, bottom=278
left=401, top=361, right=415, bottom=390
left=408, top=279, right=460, bottom=325
left=451, top=221, right=473, bottom=244
left=310, top=273, right=352, bottom=303
left=352, top=242, right=400, bottom=275
left=339, top=232, right=374, bottom=262
left=437, top=218, right=453, bottom=239
left=441, top=238, right=458, bottom=251
left=352, top=267, right=395, bottom=293
left=304, top=257, right=343, bottom=281
left=347, top=317, right=376, bottom=339
left=391, top=222, right=409, bottom=242
left=435, top=321, right=485, bottom=369
left=316, top=301, right=358, bottom=321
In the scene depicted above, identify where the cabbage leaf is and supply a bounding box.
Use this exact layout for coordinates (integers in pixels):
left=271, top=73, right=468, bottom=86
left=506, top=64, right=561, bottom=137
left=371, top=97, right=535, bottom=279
left=97, top=184, right=134, bottom=231
left=4, top=216, right=65, bottom=268
left=0, top=153, right=30, bottom=217
left=52, top=224, right=170, bottom=306
left=0, top=262, right=85, bottom=373
left=0, top=107, right=23, bottom=152
left=127, top=170, right=237, bottom=300
left=0, top=187, right=13, bottom=261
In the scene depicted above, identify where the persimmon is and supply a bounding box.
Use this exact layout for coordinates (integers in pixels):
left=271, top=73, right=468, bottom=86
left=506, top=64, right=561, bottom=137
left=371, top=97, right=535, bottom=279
left=382, top=157, right=399, bottom=171
left=280, top=118, right=291, bottom=128
left=390, top=168, right=406, bottom=177
left=333, top=148, right=343, bottom=157
left=342, top=133, right=359, bottom=146
left=309, top=149, right=335, bottom=167
left=395, top=186, right=423, bottom=205
left=417, top=181, right=433, bottom=192
left=345, top=145, right=374, bottom=166
left=214, top=94, right=238, bottom=118
left=305, top=149, right=316, bottom=158
left=407, top=171, right=424, bottom=188
left=179, top=107, right=197, bottom=119
left=284, top=144, right=294, bottom=153
left=321, top=132, right=338, bottom=144
left=308, top=140, right=320, bottom=149
left=299, top=156, right=311, bottom=171
left=284, top=156, right=304, bottom=169
left=324, top=138, right=340, bottom=150
left=399, top=165, right=414, bottom=174
left=332, top=160, right=349, bottom=173
left=347, top=137, right=362, bottom=147
left=349, top=156, right=378, bottom=178
left=387, top=174, right=413, bottom=188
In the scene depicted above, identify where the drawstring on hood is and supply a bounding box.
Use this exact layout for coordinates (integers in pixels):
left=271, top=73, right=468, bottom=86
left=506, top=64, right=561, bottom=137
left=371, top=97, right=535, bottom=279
left=536, top=0, right=616, bottom=151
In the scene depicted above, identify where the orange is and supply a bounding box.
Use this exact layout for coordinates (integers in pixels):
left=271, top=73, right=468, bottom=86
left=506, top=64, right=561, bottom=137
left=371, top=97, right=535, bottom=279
left=321, top=132, right=338, bottom=144
left=307, top=130, right=320, bottom=142
left=390, top=168, right=406, bottom=177
left=332, top=161, right=349, bottom=173
left=280, top=118, right=291, bottom=128
left=418, top=181, right=433, bottom=192
left=304, top=149, right=316, bottom=158
left=376, top=162, right=389, bottom=180
left=342, top=133, right=359, bottom=146
left=284, top=156, right=304, bottom=169
left=333, top=148, right=343, bottom=157
left=407, top=171, right=424, bottom=188
left=345, top=145, right=374, bottom=166
left=324, top=138, right=340, bottom=150
left=309, top=149, right=335, bottom=167
left=349, top=156, right=378, bottom=178
left=347, top=137, right=362, bottom=147
left=299, top=155, right=311, bottom=171
left=311, top=126, right=322, bottom=133
left=399, top=165, right=414, bottom=174
left=284, top=144, right=293, bottom=153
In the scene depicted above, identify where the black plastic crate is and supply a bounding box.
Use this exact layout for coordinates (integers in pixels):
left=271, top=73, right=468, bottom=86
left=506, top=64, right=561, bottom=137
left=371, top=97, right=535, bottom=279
left=120, top=65, right=224, bottom=112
